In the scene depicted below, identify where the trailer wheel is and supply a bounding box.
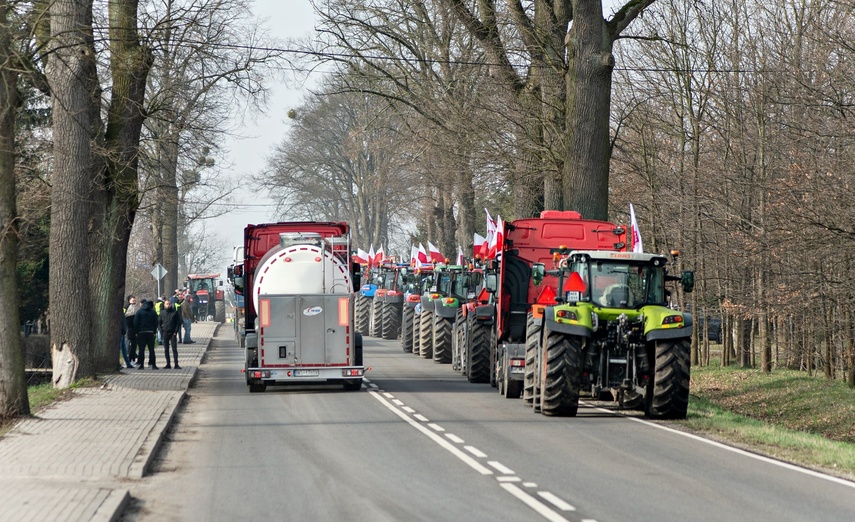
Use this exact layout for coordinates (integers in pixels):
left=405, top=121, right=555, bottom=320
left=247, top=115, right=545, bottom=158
left=355, top=295, right=371, bottom=335
left=466, top=320, right=490, bottom=383
left=401, top=305, right=415, bottom=352
left=456, top=314, right=468, bottom=375
left=249, top=382, right=267, bottom=393
left=354, top=332, right=364, bottom=366
left=369, top=298, right=382, bottom=337
left=523, top=312, right=541, bottom=405
left=540, top=331, right=582, bottom=417
left=381, top=301, right=402, bottom=340
left=645, top=338, right=691, bottom=419
left=418, top=309, right=433, bottom=358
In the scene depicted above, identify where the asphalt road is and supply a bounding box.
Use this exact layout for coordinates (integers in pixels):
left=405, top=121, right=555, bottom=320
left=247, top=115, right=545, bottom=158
left=125, top=328, right=855, bottom=521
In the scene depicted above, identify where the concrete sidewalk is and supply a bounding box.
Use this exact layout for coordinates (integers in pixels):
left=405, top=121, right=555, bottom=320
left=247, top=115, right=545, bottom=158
left=0, top=321, right=221, bottom=522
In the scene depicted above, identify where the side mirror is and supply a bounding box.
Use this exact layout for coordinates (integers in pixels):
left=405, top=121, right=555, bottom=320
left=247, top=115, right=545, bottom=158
left=531, top=263, right=545, bottom=286
left=681, top=271, right=695, bottom=293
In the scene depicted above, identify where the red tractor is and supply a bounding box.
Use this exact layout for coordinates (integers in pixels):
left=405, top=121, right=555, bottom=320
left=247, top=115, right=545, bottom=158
left=185, top=273, right=226, bottom=322
left=461, top=210, right=630, bottom=397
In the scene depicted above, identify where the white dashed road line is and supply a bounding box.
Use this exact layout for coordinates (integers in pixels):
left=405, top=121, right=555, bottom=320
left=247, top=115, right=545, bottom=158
left=365, top=382, right=585, bottom=522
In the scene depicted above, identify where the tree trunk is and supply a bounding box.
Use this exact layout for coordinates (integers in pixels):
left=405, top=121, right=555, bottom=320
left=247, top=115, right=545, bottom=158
left=46, top=0, right=101, bottom=386
left=564, top=2, right=615, bottom=221
left=0, top=3, right=30, bottom=416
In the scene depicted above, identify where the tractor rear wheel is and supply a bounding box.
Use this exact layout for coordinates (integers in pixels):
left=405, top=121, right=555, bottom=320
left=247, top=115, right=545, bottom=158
left=369, top=298, right=382, bottom=337
left=645, top=338, right=691, bottom=419
left=412, top=308, right=422, bottom=356
left=451, top=310, right=464, bottom=372
left=540, top=331, right=582, bottom=417
left=433, top=317, right=453, bottom=363
left=523, top=312, right=540, bottom=405
left=214, top=301, right=226, bottom=323
left=354, top=295, right=371, bottom=335
left=401, top=305, right=415, bottom=352
left=466, top=320, right=490, bottom=383
left=418, top=309, right=433, bottom=358
left=381, top=301, right=402, bottom=340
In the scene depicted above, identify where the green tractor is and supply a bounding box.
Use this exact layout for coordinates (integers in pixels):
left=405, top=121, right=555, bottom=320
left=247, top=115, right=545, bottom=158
left=528, top=250, right=695, bottom=418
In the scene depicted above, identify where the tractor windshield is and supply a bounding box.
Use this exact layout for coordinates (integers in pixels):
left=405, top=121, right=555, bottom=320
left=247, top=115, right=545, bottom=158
left=572, top=261, right=665, bottom=308
left=452, top=271, right=482, bottom=299
left=189, top=279, right=213, bottom=294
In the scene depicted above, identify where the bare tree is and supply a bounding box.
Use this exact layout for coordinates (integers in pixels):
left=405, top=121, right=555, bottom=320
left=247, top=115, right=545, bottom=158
left=141, top=0, right=281, bottom=294
left=0, top=0, right=30, bottom=417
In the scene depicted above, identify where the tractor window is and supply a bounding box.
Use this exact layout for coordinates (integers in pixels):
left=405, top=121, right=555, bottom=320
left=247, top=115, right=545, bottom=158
left=584, top=262, right=666, bottom=308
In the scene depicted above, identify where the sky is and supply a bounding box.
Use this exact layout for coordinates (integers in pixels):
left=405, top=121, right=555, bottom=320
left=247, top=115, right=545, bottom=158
left=206, top=0, right=319, bottom=268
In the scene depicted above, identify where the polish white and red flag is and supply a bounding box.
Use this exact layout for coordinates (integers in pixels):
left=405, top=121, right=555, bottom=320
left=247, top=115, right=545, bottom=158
left=410, top=244, right=418, bottom=266
left=473, top=232, right=487, bottom=259
left=629, top=203, right=644, bottom=253
left=488, top=215, right=504, bottom=260
left=367, top=245, right=375, bottom=267
left=483, top=208, right=496, bottom=258
left=417, top=243, right=429, bottom=265
left=428, top=241, right=444, bottom=263
left=374, top=245, right=385, bottom=265
left=354, top=248, right=369, bottom=265
left=456, top=245, right=465, bottom=265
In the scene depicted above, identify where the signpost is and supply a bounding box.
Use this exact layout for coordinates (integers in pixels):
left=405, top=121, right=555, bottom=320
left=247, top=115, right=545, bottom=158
left=151, top=263, right=167, bottom=298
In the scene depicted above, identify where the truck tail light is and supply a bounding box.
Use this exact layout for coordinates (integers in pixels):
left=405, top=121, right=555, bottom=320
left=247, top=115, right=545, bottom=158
left=510, top=359, right=525, bottom=368
left=339, top=297, right=349, bottom=326
left=342, top=369, right=364, bottom=377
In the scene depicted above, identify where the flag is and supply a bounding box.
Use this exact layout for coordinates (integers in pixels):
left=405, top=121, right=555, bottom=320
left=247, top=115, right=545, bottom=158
left=354, top=248, right=369, bottom=265
left=483, top=209, right=496, bottom=259
left=410, top=244, right=418, bottom=266
left=417, top=243, right=428, bottom=264
left=375, top=245, right=385, bottom=266
left=489, top=215, right=504, bottom=259
left=630, top=203, right=644, bottom=253
left=456, top=245, right=464, bottom=265
left=368, top=245, right=375, bottom=267
left=428, top=241, right=444, bottom=263
left=473, top=233, right=487, bottom=259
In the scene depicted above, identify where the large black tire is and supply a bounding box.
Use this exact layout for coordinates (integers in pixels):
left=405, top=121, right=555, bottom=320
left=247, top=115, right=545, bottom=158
left=540, top=331, right=583, bottom=417
left=418, top=309, right=433, bottom=358
left=381, top=301, right=402, bottom=340
left=355, top=295, right=371, bottom=335
left=452, top=310, right=464, bottom=372
left=412, top=308, right=422, bottom=356
left=523, top=312, right=541, bottom=405
left=433, top=316, right=453, bottom=364
left=354, top=332, right=364, bottom=366
left=466, top=321, right=490, bottom=383
left=214, top=301, right=226, bottom=323
left=489, top=328, right=498, bottom=388
left=646, top=338, right=691, bottom=419
left=369, top=298, right=382, bottom=337
left=401, top=305, right=415, bottom=352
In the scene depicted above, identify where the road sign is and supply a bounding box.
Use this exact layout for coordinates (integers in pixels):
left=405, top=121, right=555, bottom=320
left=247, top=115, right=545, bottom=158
left=151, top=263, right=167, bottom=280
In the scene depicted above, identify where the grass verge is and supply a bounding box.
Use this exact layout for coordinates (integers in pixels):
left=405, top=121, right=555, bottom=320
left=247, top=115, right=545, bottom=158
left=681, top=364, right=855, bottom=480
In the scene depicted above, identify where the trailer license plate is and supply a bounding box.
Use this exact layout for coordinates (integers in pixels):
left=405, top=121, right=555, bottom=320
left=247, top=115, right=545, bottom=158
left=294, top=369, right=320, bottom=377
left=510, top=367, right=525, bottom=374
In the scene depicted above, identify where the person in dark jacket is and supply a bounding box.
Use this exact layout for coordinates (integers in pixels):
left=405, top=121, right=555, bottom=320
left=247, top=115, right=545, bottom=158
left=134, top=299, right=160, bottom=369
left=158, top=299, right=182, bottom=369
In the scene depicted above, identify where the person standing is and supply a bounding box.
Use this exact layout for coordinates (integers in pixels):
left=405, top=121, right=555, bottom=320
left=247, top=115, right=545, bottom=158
left=158, top=299, right=182, bottom=369
left=134, top=299, right=160, bottom=369
left=124, top=295, right=139, bottom=363
left=171, top=289, right=183, bottom=341
left=181, top=294, right=196, bottom=343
